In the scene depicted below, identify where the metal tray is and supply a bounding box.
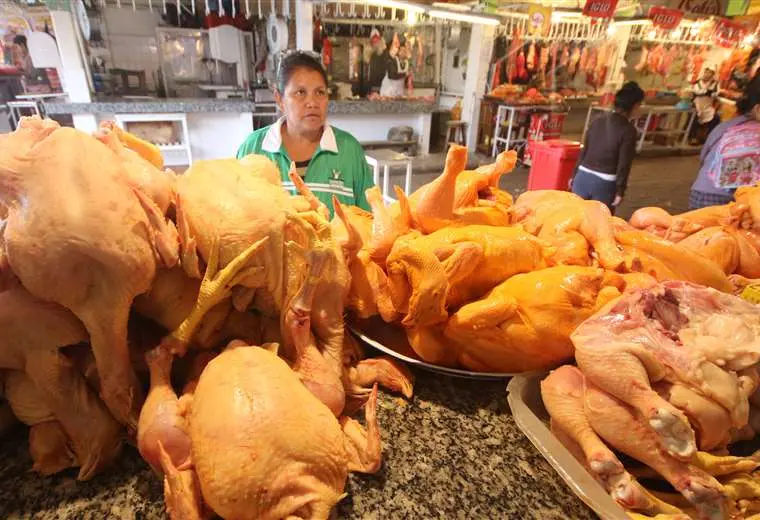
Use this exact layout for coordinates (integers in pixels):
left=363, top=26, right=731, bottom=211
left=349, top=316, right=520, bottom=380
left=507, top=373, right=628, bottom=520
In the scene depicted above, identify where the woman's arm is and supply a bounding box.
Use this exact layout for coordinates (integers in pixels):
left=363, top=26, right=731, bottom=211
left=615, top=125, right=638, bottom=197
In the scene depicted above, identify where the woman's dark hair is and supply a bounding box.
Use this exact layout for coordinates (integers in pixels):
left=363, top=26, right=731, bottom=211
left=614, top=81, right=645, bottom=113
left=277, top=51, right=328, bottom=93
left=737, top=79, right=760, bottom=115
left=13, top=34, right=28, bottom=49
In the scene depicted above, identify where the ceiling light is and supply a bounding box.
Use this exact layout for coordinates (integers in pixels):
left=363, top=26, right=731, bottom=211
left=431, top=1, right=470, bottom=11
left=406, top=9, right=417, bottom=25
left=367, top=0, right=425, bottom=14
left=427, top=8, right=501, bottom=25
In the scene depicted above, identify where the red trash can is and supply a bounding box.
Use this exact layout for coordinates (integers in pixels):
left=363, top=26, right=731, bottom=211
left=527, top=139, right=582, bottom=191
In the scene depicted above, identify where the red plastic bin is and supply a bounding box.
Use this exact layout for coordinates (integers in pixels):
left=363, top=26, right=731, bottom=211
left=527, top=139, right=582, bottom=191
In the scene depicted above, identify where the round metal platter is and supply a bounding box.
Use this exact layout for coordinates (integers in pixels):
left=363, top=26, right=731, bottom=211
left=349, top=318, right=521, bottom=380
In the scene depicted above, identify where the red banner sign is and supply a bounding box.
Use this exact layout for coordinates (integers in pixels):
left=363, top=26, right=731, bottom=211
left=713, top=18, right=747, bottom=47
left=583, top=0, right=619, bottom=18
left=648, top=6, right=684, bottom=29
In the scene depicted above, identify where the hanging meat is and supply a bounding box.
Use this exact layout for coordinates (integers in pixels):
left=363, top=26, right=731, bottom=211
left=517, top=48, right=528, bottom=82
left=527, top=42, right=536, bottom=72
left=648, top=44, right=666, bottom=77
left=416, top=33, right=424, bottom=73
left=579, top=45, right=589, bottom=73
left=569, top=45, right=581, bottom=78
left=506, top=30, right=523, bottom=84
left=690, top=49, right=706, bottom=83
left=635, top=45, right=650, bottom=73
left=539, top=45, right=550, bottom=86
left=560, top=44, right=570, bottom=68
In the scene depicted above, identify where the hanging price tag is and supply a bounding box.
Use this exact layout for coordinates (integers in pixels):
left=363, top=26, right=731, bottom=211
left=583, top=0, right=619, bottom=18
left=648, top=6, right=684, bottom=29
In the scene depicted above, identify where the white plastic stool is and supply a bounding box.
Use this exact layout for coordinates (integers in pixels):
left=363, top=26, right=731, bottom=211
left=365, top=149, right=413, bottom=198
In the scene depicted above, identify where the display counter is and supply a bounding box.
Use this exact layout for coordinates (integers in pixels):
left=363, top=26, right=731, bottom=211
left=0, top=370, right=596, bottom=518
left=43, top=98, right=437, bottom=161
left=582, top=103, right=697, bottom=152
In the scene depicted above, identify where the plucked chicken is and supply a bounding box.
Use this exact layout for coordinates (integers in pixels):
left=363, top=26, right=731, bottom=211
left=0, top=117, right=179, bottom=431
left=386, top=225, right=553, bottom=327
left=0, top=285, right=122, bottom=480
left=407, top=266, right=622, bottom=372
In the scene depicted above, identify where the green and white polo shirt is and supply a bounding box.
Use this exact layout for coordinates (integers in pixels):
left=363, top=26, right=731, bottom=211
left=236, top=118, right=374, bottom=216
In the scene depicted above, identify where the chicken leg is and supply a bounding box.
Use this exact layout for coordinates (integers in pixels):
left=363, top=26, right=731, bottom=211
left=575, top=345, right=697, bottom=460
left=285, top=243, right=346, bottom=417
left=341, top=384, right=382, bottom=474
left=410, top=144, right=468, bottom=233
left=584, top=383, right=726, bottom=520
left=541, top=366, right=679, bottom=515
left=138, top=345, right=193, bottom=475
left=163, top=235, right=269, bottom=356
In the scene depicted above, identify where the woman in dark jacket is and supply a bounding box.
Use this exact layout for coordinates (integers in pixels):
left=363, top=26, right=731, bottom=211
left=571, top=82, right=645, bottom=212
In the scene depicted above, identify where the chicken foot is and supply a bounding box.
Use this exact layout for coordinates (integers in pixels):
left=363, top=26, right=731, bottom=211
left=289, top=164, right=330, bottom=221
left=341, top=384, right=382, bottom=474
left=162, top=235, right=269, bottom=356
left=343, top=356, right=414, bottom=414
left=584, top=383, right=726, bottom=520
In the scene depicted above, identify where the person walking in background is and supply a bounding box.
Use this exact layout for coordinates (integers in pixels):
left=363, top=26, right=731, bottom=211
left=690, top=67, right=720, bottom=145
left=689, top=81, right=760, bottom=210
left=570, top=81, right=645, bottom=213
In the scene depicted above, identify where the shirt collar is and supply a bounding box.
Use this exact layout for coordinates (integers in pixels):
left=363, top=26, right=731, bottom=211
left=261, top=117, right=338, bottom=155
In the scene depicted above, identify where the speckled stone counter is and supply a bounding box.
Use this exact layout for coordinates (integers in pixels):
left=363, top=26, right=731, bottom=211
left=0, top=370, right=595, bottom=519
left=42, top=99, right=437, bottom=116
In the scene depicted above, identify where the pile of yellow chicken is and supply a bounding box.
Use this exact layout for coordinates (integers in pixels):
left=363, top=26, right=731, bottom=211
left=0, top=118, right=414, bottom=519
left=345, top=144, right=760, bottom=374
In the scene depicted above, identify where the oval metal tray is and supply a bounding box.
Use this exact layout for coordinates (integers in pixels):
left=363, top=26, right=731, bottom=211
left=349, top=316, right=520, bottom=380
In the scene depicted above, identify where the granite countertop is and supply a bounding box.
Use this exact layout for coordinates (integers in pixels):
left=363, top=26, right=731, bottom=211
left=42, top=99, right=437, bottom=116
left=0, top=370, right=595, bottom=519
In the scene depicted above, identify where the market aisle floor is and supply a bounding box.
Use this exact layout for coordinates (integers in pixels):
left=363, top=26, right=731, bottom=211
left=387, top=153, right=701, bottom=220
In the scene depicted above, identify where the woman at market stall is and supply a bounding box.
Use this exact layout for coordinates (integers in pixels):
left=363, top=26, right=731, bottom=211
left=237, top=50, right=374, bottom=216
left=689, top=67, right=721, bottom=145
left=689, top=81, right=760, bottom=210
left=570, top=81, right=645, bottom=213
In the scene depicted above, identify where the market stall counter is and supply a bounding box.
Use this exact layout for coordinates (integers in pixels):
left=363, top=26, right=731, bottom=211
left=43, top=98, right=437, bottom=163
left=0, top=370, right=596, bottom=519
left=582, top=102, right=697, bottom=152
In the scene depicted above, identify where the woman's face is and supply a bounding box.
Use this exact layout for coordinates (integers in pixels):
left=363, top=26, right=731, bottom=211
left=276, top=67, right=328, bottom=135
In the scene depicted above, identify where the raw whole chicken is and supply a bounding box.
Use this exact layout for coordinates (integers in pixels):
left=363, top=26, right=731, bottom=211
left=543, top=282, right=760, bottom=518
left=386, top=225, right=553, bottom=327
left=0, top=117, right=179, bottom=431
left=0, top=285, right=122, bottom=480
left=139, top=246, right=383, bottom=519
left=573, top=282, right=760, bottom=459
left=615, top=227, right=733, bottom=292
left=409, top=266, right=623, bottom=372
left=169, top=157, right=350, bottom=415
